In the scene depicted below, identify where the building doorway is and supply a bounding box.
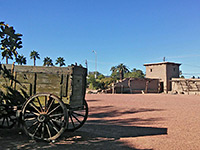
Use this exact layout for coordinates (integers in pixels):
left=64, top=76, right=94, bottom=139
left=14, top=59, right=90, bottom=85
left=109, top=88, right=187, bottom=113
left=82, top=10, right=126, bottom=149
left=159, top=82, right=164, bottom=93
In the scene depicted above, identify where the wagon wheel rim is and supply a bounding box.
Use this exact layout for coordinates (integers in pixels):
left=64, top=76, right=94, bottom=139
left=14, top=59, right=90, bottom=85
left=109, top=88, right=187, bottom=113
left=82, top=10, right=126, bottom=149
left=21, top=93, right=68, bottom=141
left=0, top=105, right=16, bottom=129
left=66, top=99, right=88, bottom=132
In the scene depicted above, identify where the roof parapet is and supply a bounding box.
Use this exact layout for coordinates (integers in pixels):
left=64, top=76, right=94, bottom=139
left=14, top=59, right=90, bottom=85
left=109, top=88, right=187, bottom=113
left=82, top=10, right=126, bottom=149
left=144, top=62, right=181, bottom=66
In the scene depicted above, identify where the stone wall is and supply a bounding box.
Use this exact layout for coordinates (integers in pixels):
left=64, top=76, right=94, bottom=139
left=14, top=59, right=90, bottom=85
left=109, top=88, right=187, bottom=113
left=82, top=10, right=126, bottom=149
left=171, top=78, right=200, bottom=95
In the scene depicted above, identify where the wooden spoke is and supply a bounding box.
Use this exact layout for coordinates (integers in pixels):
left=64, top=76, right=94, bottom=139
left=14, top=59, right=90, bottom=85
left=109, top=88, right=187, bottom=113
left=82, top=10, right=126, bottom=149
left=6, top=117, right=9, bottom=126
left=27, top=121, right=39, bottom=130
left=71, top=113, right=81, bottom=124
left=46, top=98, right=55, bottom=113
left=51, top=118, right=62, bottom=125
left=36, top=97, right=44, bottom=112
left=25, top=117, right=36, bottom=121
left=26, top=110, right=40, bottom=116
left=69, top=114, right=75, bottom=128
left=33, top=123, right=41, bottom=136
left=8, top=116, right=13, bottom=122
left=72, top=111, right=85, bottom=117
left=48, top=105, right=60, bottom=115
left=25, top=116, right=37, bottom=121
left=29, top=102, right=41, bottom=114
left=46, top=124, right=52, bottom=138
left=2, top=117, right=5, bottom=126
left=41, top=123, right=45, bottom=139
left=49, top=113, right=64, bottom=118
left=49, top=120, right=59, bottom=133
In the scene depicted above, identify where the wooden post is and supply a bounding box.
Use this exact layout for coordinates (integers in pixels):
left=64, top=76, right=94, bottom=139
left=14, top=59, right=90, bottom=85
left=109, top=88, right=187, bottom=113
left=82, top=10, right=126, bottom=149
left=121, top=85, right=124, bottom=94
left=145, top=81, right=149, bottom=93
left=112, top=83, right=115, bottom=94
left=128, top=79, right=131, bottom=94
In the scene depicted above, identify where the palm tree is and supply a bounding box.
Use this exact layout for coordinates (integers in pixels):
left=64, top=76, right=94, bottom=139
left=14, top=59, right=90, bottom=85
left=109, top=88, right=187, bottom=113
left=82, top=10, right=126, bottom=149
left=110, top=64, right=129, bottom=80
left=30, top=50, right=40, bottom=66
left=2, top=49, right=12, bottom=64
left=0, top=22, right=23, bottom=64
left=16, top=54, right=26, bottom=65
left=43, top=57, right=53, bottom=66
left=110, top=66, right=116, bottom=73
left=117, top=63, right=129, bottom=80
left=55, top=57, right=65, bottom=67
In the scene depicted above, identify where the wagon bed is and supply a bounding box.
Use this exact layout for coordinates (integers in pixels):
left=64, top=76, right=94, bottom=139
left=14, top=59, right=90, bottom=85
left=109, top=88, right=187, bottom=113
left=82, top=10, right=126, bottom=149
left=0, top=64, right=88, bottom=141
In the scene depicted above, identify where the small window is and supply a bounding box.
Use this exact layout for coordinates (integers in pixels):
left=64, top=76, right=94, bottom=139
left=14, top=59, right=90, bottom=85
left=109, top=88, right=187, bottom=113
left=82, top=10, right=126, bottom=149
left=150, top=69, right=152, bottom=72
left=173, top=68, right=176, bottom=71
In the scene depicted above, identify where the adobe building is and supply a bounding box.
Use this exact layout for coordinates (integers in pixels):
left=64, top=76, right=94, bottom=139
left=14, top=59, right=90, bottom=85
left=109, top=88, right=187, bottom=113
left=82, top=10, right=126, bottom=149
left=111, top=78, right=160, bottom=94
left=144, top=62, right=181, bottom=93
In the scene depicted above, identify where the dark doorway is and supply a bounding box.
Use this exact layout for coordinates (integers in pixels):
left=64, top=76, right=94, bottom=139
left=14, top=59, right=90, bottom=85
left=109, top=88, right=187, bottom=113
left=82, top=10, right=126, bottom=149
left=160, top=82, right=164, bottom=93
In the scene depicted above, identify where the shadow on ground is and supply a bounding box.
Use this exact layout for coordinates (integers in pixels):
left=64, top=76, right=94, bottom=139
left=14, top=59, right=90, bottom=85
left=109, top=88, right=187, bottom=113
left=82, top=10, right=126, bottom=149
left=0, top=102, right=167, bottom=150
left=89, top=106, right=166, bottom=126
left=0, top=124, right=167, bottom=150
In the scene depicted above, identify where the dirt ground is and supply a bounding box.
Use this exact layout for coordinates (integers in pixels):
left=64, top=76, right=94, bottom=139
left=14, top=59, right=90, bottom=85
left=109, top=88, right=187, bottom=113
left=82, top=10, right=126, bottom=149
left=1, top=94, right=200, bottom=150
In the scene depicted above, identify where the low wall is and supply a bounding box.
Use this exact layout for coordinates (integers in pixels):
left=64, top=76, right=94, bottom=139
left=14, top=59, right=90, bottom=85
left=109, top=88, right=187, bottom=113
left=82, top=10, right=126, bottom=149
left=171, top=78, right=200, bottom=95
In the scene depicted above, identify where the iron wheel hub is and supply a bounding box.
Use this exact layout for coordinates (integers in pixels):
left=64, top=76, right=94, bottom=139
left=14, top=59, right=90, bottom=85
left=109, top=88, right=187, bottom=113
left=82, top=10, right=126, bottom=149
left=38, top=114, right=48, bottom=123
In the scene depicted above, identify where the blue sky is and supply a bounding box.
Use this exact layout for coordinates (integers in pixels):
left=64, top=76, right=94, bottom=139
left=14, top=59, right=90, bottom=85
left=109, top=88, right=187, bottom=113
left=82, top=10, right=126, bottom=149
left=1, top=0, right=200, bottom=77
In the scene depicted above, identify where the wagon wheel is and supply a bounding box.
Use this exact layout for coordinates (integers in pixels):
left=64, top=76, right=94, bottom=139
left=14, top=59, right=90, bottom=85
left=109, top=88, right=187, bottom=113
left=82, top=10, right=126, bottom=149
left=66, top=99, right=88, bottom=132
left=0, top=105, right=16, bottom=129
left=21, top=93, right=68, bottom=141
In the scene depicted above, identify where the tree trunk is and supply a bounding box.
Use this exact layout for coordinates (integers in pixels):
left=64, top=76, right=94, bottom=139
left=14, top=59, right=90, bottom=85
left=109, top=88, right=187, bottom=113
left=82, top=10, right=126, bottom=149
left=6, top=56, right=8, bottom=64
left=120, top=70, right=124, bottom=81
left=34, top=57, right=36, bottom=66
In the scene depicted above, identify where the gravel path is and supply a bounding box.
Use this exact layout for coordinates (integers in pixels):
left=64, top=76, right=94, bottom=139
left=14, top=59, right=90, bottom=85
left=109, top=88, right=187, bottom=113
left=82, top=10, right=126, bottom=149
left=0, top=94, right=200, bottom=150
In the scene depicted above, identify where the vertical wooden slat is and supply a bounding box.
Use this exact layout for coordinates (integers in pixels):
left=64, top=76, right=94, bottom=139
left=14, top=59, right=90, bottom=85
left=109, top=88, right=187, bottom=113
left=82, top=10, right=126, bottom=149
left=60, top=74, right=63, bottom=100
left=66, top=74, right=69, bottom=97
left=33, top=73, right=37, bottom=94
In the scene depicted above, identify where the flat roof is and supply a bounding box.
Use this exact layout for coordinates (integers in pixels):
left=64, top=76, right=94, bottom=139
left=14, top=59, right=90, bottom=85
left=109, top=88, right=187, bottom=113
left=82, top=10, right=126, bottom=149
left=143, top=62, right=181, bottom=66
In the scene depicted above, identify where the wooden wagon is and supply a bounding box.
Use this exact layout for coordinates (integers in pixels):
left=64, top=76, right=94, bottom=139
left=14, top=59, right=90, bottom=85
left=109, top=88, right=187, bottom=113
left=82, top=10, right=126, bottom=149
left=0, top=64, right=88, bottom=141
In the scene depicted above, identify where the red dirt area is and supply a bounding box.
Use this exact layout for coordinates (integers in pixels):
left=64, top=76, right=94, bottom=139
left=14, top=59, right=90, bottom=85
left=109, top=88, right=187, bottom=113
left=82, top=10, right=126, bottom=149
left=85, top=94, right=200, bottom=150
left=0, top=94, right=200, bottom=150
